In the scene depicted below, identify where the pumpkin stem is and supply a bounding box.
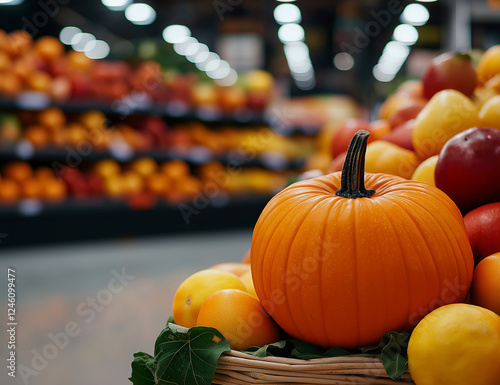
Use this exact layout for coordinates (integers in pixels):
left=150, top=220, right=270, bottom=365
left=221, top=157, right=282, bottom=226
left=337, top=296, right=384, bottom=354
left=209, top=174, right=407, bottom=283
left=335, top=130, right=375, bottom=199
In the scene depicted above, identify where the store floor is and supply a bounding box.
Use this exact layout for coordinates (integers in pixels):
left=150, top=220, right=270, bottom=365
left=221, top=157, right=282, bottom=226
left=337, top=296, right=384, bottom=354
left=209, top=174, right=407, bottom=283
left=0, top=229, right=252, bottom=385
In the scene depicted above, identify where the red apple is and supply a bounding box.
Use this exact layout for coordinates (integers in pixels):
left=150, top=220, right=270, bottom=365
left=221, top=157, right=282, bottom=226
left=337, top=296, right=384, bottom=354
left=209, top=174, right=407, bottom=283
left=422, top=52, right=477, bottom=99
left=464, top=202, right=500, bottom=265
left=331, top=119, right=373, bottom=158
left=381, top=119, right=415, bottom=151
left=435, top=127, right=500, bottom=214
left=388, top=99, right=426, bottom=129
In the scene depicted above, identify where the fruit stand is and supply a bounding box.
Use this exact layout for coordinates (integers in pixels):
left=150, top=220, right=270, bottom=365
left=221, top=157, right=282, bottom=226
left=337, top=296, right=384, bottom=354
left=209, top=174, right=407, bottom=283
left=129, top=44, right=500, bottom=385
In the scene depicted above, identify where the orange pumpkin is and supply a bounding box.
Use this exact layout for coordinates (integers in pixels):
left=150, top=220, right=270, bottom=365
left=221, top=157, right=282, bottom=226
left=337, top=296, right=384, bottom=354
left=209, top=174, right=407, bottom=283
left=251, top=130, right=473, bottom=348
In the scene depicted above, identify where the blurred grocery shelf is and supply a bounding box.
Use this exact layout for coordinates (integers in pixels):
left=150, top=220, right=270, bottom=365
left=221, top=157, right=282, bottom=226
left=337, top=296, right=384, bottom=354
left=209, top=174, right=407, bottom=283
left=0, top=194, right=270, bottom=248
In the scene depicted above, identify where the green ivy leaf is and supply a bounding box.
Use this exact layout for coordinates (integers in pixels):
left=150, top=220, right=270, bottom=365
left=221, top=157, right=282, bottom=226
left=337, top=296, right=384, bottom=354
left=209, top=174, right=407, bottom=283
left=129, top=352, right=155, bottom=385
left=153, top=323, right=230, bottom=385
left=379, top=331, right=410, bottom=380
left=291, top=340, right=351, bottom=360
left=245, top=340, right=291, bottom=358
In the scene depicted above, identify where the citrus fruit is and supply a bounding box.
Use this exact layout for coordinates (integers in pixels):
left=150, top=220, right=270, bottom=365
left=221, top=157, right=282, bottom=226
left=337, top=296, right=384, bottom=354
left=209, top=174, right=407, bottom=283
left=210, top=262, right=251, bottom=277
left=411, top=155, right=438, bottom=186
left=478, top=95, right=500, bottom=130
left=471, top=252, right=500, bottom=316
left=239, top=271, right=258, bottom=299
left=172, top=269, right=247, bottom=328
left=408, top=303, right=500, bottom=385
left=196, top=289, right=281, bottom=351
left=477, top=45, right=500, bottom=83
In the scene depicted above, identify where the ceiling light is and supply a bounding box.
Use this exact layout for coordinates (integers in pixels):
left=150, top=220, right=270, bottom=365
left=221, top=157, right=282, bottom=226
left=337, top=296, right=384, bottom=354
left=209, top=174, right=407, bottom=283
left=186, top=43, right=208, bottom=63
left=0, top=0, right=23, bottom=5
left=71, top=33, right=95, bottom=52
left=288, top=60, right=312, bottom=74
left=84, top=40, right=110, bottom=59
left=278, top=23, right=305, bottom=43
left=373, top=65, right=396, bottom=82
left=401, top=4, right=430, bottom=26
left=195, top=52, right=220, bottom=71
left=101, top=0, right=131, bottom=11
left=59, top=26, right=82, bottom=45
left=215, top=69, right=238, bottom=87
left=192, top=50, right=210, bottom=64
left=206, top=60, right=231, bottom=79
left=274, top=4, right=301, bottom=25
left=284, top=42, right=309, bottom=62
left=383, top=41, right=410, bottom=59
left=125, top=3, right=156, bottom=25
left=173, top=37, right=198, bottom=55
left=162, top=25, right=191, bottom=44
left=393, top=24, right=419, bottom=45
left=333, top=52, right=355, bottom=71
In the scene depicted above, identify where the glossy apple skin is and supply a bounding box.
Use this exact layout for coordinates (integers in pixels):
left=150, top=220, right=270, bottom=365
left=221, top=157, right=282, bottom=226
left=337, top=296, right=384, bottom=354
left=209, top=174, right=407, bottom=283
left=422, top=52, right=477, bottom=99
left=464, top=202, right=500, bottom=265
left=435, top=127, right=500, bottom=214
left=381, top=119, right=415, bottom=151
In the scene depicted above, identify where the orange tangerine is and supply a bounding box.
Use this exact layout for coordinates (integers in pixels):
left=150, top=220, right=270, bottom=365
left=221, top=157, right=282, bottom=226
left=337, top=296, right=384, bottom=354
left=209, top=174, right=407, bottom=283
left=196, top=289, right=281, bottom=351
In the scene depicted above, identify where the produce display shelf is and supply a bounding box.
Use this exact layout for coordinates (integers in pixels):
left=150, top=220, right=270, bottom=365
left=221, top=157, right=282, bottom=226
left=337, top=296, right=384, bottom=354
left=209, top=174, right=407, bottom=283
left=0, top=96, right=320, bottom=136
left=0, top=194, right=271, bottom=248
left=0, top=143, right=306, bottom=170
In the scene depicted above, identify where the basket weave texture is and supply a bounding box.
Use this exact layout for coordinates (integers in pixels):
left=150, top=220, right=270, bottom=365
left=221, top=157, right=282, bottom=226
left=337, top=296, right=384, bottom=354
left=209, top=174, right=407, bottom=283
left=213, top=350, right=415, bottom=385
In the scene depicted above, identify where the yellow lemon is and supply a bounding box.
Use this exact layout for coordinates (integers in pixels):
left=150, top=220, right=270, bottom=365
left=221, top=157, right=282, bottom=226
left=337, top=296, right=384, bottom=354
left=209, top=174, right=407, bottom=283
left=408, top=303, right=500, bottom=385
left=172, top=269, right=247, bottom=328
left=411, top=155, right=439, bottom=186
left=240, top=270, right=258, bottom=300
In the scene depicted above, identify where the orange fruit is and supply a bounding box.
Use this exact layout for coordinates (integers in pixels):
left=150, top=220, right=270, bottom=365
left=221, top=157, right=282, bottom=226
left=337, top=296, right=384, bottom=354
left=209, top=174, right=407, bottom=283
left=239, top=271, right=258, bottom=300
left=471, top=252, right=500, bottom=316
left=0, top=179, right=20, bottom=203
left=3, top=162, right=32, bottom=183
left=478, top=95, right=500, bottom=130
left=38, top=107, right=66, bottom=130
left=369, top=119, right=391, bottom=140
left=41, top=178, right=67, bottom=201
left=477, top=45, right=500, bottom=84
left=34, top=36, right=64, bottom=61
left=161, top=160, right=190, bottom=180
left=146, top=173, right=170, bottom=196
left=210, top=263, right=251, bottom=277
left=122, top=171, right=145, bottom=195
left=196, top=289, right=281, bottom=351
left=20, top=178, right=43, bottom=199
left=35, top=167, right=56, bottom=180
left=172, top=269, right=247, bottom=328
left=94, top=159, right=121, bottom=179
left=104, top=175, right=125, bottom=198
left=408, top=303, right=500, bottom=385
left=411, top=155, right=439, bottom=186
left=24, top=124, right=50, bottom=147
left=129, top=157, right=157, bottom=177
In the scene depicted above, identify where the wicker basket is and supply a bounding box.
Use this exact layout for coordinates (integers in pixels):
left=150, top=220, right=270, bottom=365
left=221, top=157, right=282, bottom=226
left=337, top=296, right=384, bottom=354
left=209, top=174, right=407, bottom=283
left=213, top=350, right=414, bottom=385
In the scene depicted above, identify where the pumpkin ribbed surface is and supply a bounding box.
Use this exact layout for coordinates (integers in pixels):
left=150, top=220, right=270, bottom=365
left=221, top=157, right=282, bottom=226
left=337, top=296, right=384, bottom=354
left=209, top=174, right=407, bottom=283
left=251, top=173, right=473, bottom=348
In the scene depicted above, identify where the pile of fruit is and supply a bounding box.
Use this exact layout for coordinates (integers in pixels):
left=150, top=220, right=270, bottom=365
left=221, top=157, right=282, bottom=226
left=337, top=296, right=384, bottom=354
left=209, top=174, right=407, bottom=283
left=0, top=158, right=291, bottom=205
left=131, top=46, right=500, bottom=385
left=0, top=30, right=275, bottom=112
left=0, top=107, right=313, bottom=160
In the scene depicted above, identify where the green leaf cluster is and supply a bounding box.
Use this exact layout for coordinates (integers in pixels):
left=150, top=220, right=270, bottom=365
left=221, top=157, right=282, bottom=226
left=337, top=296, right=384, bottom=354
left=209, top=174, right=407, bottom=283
left=129, top=323, right=230, bottom=385
left=130, top=322, right=410, bottom=384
